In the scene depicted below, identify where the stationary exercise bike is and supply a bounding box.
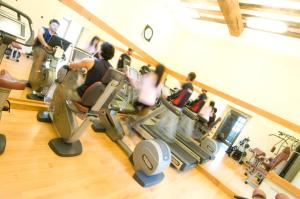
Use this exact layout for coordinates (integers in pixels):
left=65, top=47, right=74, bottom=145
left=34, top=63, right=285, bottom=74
left=0, top=1, right=33, bottom=154
left=27, top=35, right=71, bottom=101
left=37, top=66, right=122, bottom=156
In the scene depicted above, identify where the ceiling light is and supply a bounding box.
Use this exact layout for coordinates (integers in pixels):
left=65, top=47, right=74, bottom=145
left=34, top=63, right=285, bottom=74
left=246, top=17, right=288, bottom=33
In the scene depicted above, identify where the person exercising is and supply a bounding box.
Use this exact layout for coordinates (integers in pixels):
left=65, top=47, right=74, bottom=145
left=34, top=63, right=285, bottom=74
left=127, top=64, right=165, bottom=116
left=139, top=64, right=152, bottom=75
left=168, top=72, right=196, bottom=108
left=188, top=89, right=207, bottom=113
left=117, top=48, right=133, bottom=71
left=199, top=100, right=215, bottom=124
left=28, top=19, right=60, bottom=89
left=157, top=72, right=196, bottom=140
left=84, top=36, right=101, bottom=55
left=66, top=42, right=115, bottom=101
left=207, top=107, right=217, bottom=127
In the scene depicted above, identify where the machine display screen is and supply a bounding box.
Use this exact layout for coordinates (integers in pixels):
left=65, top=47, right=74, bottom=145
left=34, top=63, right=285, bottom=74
left=0, top=13, right=24, bottom=38
left=71, top=48, right=91, bottom=62
left=127, top=67, right=139, bottom=81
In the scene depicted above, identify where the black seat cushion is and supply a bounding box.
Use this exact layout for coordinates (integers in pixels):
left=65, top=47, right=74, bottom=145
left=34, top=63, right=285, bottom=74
left=81, top=82, right=105, bottom=107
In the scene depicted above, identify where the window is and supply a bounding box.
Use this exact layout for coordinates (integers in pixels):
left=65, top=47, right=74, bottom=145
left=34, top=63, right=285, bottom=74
left=57, top=17, right=83, bottom=46
left=57, top=17, right=71, bottom=38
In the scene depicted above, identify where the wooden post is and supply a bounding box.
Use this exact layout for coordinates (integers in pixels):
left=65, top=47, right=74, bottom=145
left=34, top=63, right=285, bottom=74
left=217, top=0, right=244, bottom=36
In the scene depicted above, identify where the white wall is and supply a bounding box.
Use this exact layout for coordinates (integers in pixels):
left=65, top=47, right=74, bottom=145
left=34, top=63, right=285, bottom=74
left=75, top=0, right=187, bottom=65
left=174, top=22, right=300, bottom=125
left=4, top=0, right=147, bottom=69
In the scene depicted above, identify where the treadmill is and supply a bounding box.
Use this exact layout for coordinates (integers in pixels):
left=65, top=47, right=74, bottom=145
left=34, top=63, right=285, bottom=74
left=176, top=107, right=215, bottom=160
left=133, top=98, right=201, bottom=171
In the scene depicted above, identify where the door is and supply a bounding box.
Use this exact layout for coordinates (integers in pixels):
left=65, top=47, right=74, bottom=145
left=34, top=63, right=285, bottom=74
left=217, top=110, right=248, bottom=146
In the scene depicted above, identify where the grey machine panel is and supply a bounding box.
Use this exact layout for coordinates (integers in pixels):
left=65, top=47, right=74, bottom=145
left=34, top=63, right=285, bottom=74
left=175, top=133, right=213, bottom=161
left=141, top=124, right=198, bottom=171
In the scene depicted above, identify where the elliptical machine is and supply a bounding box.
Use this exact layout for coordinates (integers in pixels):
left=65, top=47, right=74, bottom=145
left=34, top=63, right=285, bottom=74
left=27, top=35, right=71, bottom=101
left=0, top=1, right=33, bottom=154
left=92, top=67, right=171, bottom=187
left=37, top=66, right=123, bottom=156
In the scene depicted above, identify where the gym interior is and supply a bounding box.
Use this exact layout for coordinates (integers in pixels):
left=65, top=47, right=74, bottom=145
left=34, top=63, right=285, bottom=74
left=0, top=0, right=299, bottom=198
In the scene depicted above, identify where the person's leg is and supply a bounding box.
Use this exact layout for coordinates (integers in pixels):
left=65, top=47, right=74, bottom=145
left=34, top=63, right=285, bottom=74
left=64, top=86, right=81, bottom=102
left=39, top=54, right=58, bottom=96
left=139, top=106, right=150, bottom=117
left=28, top=47, right=47, bottom=92
left=133, top=101, right=150, bottom=116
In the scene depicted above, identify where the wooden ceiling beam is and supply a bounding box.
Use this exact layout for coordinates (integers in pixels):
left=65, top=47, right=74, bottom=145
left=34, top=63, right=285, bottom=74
left=239, top=3, right=300, bottom=17
left=182, top=0, right=300, bottom=17
left=194, top=15, right=225, bottom=24
left=194, top=15, right=300, bottom=39
left=195, top=8, right=223, bottom=16
left=195, top=9, right=300, bottom=28
left=217, top=0, right=244, bottom=36
left=194, top=8, right=300, bottom=37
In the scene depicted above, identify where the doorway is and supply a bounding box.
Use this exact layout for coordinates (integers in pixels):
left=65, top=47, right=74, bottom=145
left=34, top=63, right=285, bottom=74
left=216, top=109, right=249, bottom=146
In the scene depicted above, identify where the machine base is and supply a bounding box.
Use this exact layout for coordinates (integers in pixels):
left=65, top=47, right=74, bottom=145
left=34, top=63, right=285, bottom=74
left=0, top=134, right=6, bottom=155
left=37, top=111, right=52, bottom=123
left=133, top=171, right=164, bottom=188
left=92, top=120, right=106, bottom=132
left=27, top=93, right=44, bottom=101
left=49, top=138, right=82, bottom=157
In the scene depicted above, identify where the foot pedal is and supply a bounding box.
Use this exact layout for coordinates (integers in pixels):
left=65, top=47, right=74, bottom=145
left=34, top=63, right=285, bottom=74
left=92, top=120, right=106, bottom=132
left=0, top=134, right=6, bottom=155
left=27, top=93, right=44, bottom=101
left=37, top=111, right=52, bottom=123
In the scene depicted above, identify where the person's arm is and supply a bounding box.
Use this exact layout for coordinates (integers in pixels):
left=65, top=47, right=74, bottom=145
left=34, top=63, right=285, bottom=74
left=69, top=58, right=95, bottom=71
left=117, top=54, right=124, bottom=68
left=37, top=28, right=51, bottom=49
left=118, top=54, right=124, bottom=62
left=156, top=84, right=163, bottom=98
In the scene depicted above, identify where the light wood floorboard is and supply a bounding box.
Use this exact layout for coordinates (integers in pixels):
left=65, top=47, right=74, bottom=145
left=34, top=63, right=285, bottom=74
left=0, top=109, right=230, bottom=199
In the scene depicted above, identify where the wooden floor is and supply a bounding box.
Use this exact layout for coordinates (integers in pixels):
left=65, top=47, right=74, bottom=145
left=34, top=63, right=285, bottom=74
left=1, top=54, right=33, bottom=100
left=201, top=144, right=253, bottom=196
left=0, top=109, right=230, bottom=199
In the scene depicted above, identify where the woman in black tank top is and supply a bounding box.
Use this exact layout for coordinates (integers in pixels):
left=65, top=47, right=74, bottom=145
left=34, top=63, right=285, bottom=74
left=69, top=42, right=115, bottom=97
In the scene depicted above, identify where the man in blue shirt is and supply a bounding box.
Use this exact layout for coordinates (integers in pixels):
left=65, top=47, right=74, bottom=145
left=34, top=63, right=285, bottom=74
left=28, top=19, right=60, bottom=91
